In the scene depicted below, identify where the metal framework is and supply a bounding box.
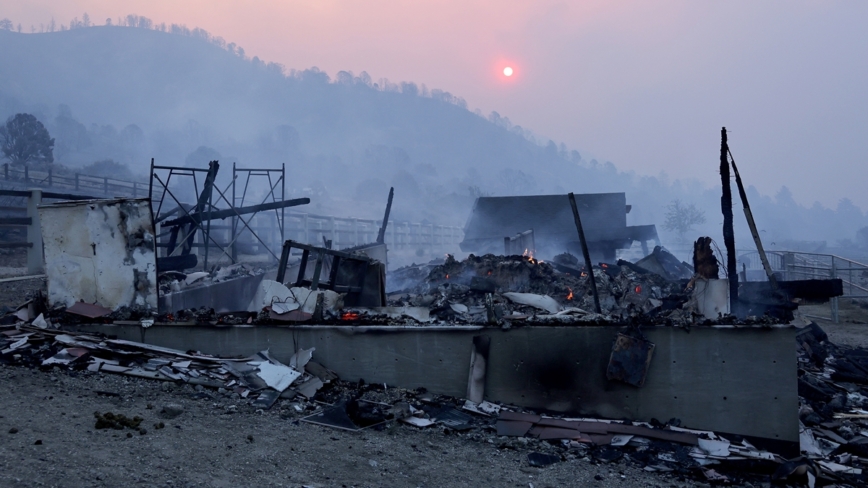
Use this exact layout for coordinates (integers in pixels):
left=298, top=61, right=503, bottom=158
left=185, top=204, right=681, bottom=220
left=149, top=159, right=301, bottom=272
left=231, top=163, right=286, bottom=262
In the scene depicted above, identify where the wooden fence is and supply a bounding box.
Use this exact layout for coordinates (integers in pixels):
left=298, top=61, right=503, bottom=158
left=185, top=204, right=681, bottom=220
left=2, top=163, right=145, bottom=197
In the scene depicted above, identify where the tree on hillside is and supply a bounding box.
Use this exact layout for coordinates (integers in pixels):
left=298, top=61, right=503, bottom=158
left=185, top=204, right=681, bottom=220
left=856, top=227, right=868, bottom=249
left=0, top=114, right=55, bottom=166
left=0, top=19, right=12, bottom=31
left=498, top=168, right=535, bottom=195
left=663, top=199, right=706, bottom=244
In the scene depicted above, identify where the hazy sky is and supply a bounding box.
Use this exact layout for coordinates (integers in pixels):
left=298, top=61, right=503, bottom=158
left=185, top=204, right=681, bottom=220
left=3, top=1, right=867, bottom=210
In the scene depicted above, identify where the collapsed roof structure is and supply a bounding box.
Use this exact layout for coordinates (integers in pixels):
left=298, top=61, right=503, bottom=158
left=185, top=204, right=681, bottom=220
left=459, top=193, right=659, bottom=261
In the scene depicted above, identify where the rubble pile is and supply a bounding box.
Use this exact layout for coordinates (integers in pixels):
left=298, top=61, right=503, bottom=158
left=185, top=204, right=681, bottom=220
left=157, top=263, right=264, bottom=295
left=0, top=325, right=331, bottom=408
left=796, top=323, right=868, bottom=483
left=383, top=253, right=737, bottom=326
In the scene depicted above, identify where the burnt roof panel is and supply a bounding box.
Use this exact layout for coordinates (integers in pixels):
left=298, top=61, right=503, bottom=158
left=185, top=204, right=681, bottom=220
left=462, top=193, right=628, bottom=243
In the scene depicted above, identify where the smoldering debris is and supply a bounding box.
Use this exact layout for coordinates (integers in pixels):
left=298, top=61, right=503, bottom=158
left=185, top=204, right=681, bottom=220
left=381, top=251, right=775, bottom=327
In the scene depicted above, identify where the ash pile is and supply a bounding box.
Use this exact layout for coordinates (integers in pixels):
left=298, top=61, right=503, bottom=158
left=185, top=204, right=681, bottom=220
left=383, top=247, right=755, bottom=326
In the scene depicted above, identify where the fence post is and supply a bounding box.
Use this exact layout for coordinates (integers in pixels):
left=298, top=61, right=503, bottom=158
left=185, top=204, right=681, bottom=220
left=831, top=259, right=839, bottom=323
left=24, top=165, right=29, bottom=184
left=103, top=177, right=109, bottom=196
left=48, top=167, right=52, bottom=187
left=75, top=173, right=79, bottom=191
left=26, top=189, right=44, bottom=274
left=330, top=217, right=336, bottom=245
left=353, top=218, right=359, bottom=245
left=133, top=182, right=138, bottom=198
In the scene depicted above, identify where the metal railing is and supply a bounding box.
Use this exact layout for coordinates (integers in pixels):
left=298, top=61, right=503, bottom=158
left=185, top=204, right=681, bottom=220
left=284, top=212, right=463, bottom=250
left=738, top=250, right=868, bottom=322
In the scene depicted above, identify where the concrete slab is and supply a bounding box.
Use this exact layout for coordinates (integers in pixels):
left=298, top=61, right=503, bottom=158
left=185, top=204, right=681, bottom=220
left=70, top=323, right=798, bottom=444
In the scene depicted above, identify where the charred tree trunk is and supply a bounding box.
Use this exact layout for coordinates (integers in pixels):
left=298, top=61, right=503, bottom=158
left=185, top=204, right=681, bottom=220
left=720, top=128, right=739, bottom=314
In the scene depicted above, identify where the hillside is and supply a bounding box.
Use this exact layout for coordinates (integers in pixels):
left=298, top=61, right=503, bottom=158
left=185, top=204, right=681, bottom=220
left=0, top=27, right=598, bottom=223
left=0, top=26, right=866, bottom=249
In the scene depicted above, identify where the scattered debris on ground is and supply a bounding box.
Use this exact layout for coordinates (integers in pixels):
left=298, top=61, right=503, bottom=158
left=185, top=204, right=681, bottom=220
left=1, top=320, right=864, bottom=486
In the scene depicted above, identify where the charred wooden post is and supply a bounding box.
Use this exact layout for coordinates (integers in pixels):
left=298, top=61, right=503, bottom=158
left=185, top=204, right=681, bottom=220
left=719, top=128, right=739, bottom=313
left=729, top=149, right=778, bottom=290
left=568, top=192, right=601, bottom=314
left=377, top=187, right=394, bottom=244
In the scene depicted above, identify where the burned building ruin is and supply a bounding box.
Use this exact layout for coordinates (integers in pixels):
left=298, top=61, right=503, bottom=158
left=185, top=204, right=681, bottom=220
left=459, top=193, right=659, bottom=261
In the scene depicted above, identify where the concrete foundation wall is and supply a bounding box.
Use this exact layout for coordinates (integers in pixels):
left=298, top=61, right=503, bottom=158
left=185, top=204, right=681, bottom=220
left=74, top=323, right=798, bottom=443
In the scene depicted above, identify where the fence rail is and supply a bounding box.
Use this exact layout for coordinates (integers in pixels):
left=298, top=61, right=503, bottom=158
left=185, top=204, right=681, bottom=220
left=167, top=211, right=464, bottom=263
left=2, top=163, right=145, bottom=197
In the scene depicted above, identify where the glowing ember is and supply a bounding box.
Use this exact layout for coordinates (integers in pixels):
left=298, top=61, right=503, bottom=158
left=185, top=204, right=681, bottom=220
left=446, top=274, right=449, bottom=279
left=580, top=271, right=588, bottom=277
left=341, top=312, right=360, bottom=321
left=601, top=263, right=608, bottom=268
left=634, top=285, right=642, bottom=294
left=567, top=288, right=574, bottom=300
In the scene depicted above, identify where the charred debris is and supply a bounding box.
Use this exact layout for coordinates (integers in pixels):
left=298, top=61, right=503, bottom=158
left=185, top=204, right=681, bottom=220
left=2, top=315, right=868, bottom=485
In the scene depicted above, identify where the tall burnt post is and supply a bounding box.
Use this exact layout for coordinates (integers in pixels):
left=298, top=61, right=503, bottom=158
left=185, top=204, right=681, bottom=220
left=720, top=128, right=739, bottom=313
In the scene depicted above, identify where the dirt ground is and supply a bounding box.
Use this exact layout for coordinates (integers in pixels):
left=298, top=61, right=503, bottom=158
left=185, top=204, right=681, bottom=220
left=799, top=299, right=868, bottom=348
left=0, top=365, right=702, bottom=488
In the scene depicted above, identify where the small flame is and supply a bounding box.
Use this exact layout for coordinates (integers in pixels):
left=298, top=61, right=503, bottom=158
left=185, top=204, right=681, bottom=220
left=487, top=271, right=492, bottom=275
left=567, top=288, right=574, bottom=300
left=634, top=285, right=642, bottom=294
left=522, top=248, right=535, bottom=261
left=341, top=312, right=359, bottom=321
left=446, top=274, right=449, bottom=279
left=580, top=271, right=588, bottom=277
left=601, top=263, right=608, bottom=268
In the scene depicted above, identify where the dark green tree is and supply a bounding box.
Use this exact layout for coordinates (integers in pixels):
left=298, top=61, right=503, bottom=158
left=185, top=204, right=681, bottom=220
left=0, top=113, right=55, bottom=166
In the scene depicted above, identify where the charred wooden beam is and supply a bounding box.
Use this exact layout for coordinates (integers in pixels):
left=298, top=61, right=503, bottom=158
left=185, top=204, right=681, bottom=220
left=729, top=150, right=778, bottom=290
left=568, top=192, right=601, bottom=314
left=377, top=187, right=394, bottom=244
left=720, top=128, right=739, bottom=314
